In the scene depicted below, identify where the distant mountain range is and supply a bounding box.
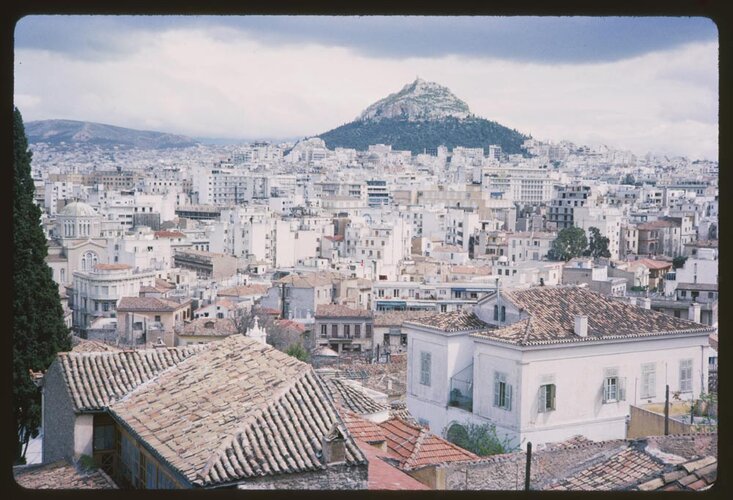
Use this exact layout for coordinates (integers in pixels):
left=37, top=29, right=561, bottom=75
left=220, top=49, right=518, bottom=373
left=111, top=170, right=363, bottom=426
left=317, top=78, right=529, bottom=155
left=26, top=119, right=199, bottom=149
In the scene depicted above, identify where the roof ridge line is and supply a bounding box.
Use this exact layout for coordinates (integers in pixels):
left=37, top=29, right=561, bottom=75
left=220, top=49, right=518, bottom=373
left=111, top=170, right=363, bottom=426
left=405, top=428, right=430, bottom=469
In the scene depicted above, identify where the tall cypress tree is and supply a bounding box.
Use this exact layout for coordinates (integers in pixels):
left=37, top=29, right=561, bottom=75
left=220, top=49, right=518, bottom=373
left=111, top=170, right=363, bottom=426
left=13, top=108, right=71, bottom=464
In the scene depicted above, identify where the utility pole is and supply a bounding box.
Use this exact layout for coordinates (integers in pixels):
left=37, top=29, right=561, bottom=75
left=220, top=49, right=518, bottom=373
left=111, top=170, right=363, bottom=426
left=664, top=384, right=670, bottom=435
left=524, top=442, right=532, bottom=491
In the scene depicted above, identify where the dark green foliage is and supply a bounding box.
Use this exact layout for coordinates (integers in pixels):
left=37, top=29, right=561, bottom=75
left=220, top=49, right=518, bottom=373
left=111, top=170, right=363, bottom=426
left=586, top=227, right=611, bottom=259
left=446, top=422, right=517, bottom=456
left=672, top=256, right=688, bottom=270
left=13, top=108, right=71, bottom=464
left=549, top=226, right=588, bottom=261
left=622, top=173, right=635, bottom=185
left=285, top=343, right=310, bottom=362
left=318, top=117, right=529, bottom=155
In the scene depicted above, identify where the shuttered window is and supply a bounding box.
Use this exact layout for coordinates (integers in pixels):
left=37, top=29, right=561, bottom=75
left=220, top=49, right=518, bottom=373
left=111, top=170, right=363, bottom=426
left=420, top=352, right=431, bottom=386
left=641, top=363, right=656, bottom=399
left=679, top=359, right=693, bottom=393
left=538, top=384, right=556, bottom=412
left=494, top=372, right=512, bottom=411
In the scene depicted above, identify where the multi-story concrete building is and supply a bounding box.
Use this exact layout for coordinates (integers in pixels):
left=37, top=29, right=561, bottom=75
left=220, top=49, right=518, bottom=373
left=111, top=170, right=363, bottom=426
left=313, top=305, right=374, bottom=354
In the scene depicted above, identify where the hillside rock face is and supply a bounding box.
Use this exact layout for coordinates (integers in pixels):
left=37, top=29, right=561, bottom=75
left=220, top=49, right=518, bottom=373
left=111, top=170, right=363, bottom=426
left=357, top=78, right=471, bottom=122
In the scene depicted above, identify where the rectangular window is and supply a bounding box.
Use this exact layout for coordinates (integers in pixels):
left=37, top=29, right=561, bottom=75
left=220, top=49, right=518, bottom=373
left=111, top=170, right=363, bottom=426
left=331, top=324, right=338, bottom=337
left=93, top=424, right=115, bottom=451
left=365, top=324, right=372, bottom=338
left=641, top=363, right=656, bottom=399
left=538, top=384, right=556, bottom=412
left=354, top=324, right=361, bottom=338
left=603, top=368, right=626, bottom=403
left=420, top=351, right=431, bottom=386
left=344, top=324, right=351, bottom=338
left=493, top=372, right=512, bottom=411
left=679, top=359, right=693, bottom=393
left=320, top=324, right=327, bottom=338
left=120, top=433, right=140, bottom=487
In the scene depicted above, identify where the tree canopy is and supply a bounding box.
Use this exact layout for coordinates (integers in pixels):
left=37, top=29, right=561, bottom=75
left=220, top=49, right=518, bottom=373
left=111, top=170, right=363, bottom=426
left=586, top=226, right=611, bottom=259
left=445, top=421, right=517, bottom=456
left=549, top=226, right=588, bottom=261
left=13, top=108, right=71, bottom=464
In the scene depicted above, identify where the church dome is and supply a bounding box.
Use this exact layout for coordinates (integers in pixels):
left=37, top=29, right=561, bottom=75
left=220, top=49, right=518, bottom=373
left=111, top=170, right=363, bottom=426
left=59, top=201, right=97, bottom=217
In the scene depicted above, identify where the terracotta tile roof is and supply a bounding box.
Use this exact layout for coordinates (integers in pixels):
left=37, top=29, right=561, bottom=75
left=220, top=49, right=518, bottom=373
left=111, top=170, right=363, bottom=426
left=547, top=446, right=666, bottom=491
left=70, top=339, right=122, bottom=353
left=117, top=296, right=190, bottom=312
left=58, top=345, right=208, bottom=411
left=180, top=318, right=237, bottom=337
left=154, top=230, right=186, bottom=238
left=355, top=439, right=430, bottom=490
left=274, top=319, right=306, bottom=333
left=324, top=235, right=344, bottom=242
left=315, top=304, right=373, bottom=319
left=155, top=278, right=176, bottom=289
left=373, top=310, right=435, bottom=327
left=637, top=220, right=678, bottom=230
left=95, top=263, right=132, bottom=270
left=627, top=258, right=672, bottom=271
left=109, top=335, right=366, bottom=487
left=340, top=410, right=386, bottom=444
left=378, top=418, right=479, bottom=471
left=406, top=311, right=488, bottom=333
left=217, top=284, right=269, bottom=297
left=276, top=273, right=334, bottom=287
left=471, top=286, right=711, bottom=346
left=325, top=378, right=389, bottom=415
left=634, top=456, right=716, bottom=491
left=14, top=461, right=117, bottom=489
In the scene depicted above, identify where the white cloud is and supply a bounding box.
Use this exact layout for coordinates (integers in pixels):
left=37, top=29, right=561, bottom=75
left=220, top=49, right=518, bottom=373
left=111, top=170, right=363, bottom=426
left=14, top=29, right=718, bottom=159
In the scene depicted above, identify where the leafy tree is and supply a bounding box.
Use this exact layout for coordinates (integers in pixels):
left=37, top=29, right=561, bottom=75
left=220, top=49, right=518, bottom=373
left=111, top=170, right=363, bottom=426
left=586, top=226, right=611, bottom=259
left=672, top=256, right=688, bottom=270
left=622, top=173, right=635, bottom=185
left=13, top=108, right=71, bottom=464
left=446, top=422, right=518, bottom=456
left=232, top=306, right=305, bottom=353
left=285, top=343, right=310, bottom=362
left=549, top=226, right=588, bottom=261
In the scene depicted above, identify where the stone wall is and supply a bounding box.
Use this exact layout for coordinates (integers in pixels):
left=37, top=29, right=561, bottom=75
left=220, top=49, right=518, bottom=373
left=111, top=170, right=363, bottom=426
left=236, top=463, right=368, bottom=490
left=42, top=359, right=77, bottom=464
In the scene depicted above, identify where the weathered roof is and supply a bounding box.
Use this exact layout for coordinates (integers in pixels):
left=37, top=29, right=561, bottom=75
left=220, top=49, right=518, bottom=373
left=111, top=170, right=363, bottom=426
left=325, top=378, right=389, bottom=415
left=217, top=284, right=269, bottom=297
left=180, top=318, right=237, bottom=337
left=70, top=338, right=121, bottom=353
left=58, top=345, right=208, bottom=412
left=109, top=335, right=366, bottom=487
left=406, top=311, right=487, bottom=333
left=633, top=456, right=716, bottom=491
left=315, top=304, right=373, bottom=319
left=388, top=401, right=419, bottom=426
left=355, top=439, right=430, bottom=490
left=117, top=296, right=190, bottom=312
left=154, top=230, right=186, bottom=239
left=638, top=219, right=678, bottom=230
left=684, top=240, right=718, bottom=248
left=627, top=258, right=672, bottom=271
left=95, top=263, right=131, bottom=271
left=547, top=446, right=667, bottom=490
left=340, top=410, right=386, bottom=444
left=676, top=282, right=717, bottom=292
left=378, top=418, right=479, bottom=471
left=373, top=310, right=435, bottom=327
left=471, top=286, right=711, bottom=346
left=276, top=273, right=334, bottom=288
left=14, top=461, right=117, bottom=489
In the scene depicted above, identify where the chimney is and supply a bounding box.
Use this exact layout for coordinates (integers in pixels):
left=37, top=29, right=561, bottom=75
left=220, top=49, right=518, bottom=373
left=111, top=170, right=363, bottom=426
left=688, top=302, right=701, bottom=323
left=574, top=315, right=588, bottom=337
left=639, top=298, right=651, bottom=310
left=321, top=425, right=346, bottom=465
left=628, top=297, right=637, bottom=306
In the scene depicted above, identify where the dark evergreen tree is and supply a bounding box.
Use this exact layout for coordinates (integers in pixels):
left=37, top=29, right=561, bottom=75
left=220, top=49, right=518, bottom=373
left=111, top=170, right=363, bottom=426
left=586, top=226, right=611, bottom=259
left=549, top=226, right=588, bottom=261
left=13, top=108, right=71, bottom=464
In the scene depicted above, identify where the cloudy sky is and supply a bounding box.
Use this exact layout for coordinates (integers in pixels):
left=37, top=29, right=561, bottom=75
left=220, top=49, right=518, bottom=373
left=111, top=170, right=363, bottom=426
left=14, top=16, right=718, bottom=159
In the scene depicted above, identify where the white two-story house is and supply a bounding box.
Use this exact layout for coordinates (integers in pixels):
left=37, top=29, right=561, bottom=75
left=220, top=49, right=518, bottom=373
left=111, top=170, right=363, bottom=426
left=405, top=285, right=713, bottom=449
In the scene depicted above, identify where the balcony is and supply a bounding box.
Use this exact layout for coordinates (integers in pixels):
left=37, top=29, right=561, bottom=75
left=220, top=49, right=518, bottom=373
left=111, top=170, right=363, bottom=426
left=448, top=363, right=473, bottom=412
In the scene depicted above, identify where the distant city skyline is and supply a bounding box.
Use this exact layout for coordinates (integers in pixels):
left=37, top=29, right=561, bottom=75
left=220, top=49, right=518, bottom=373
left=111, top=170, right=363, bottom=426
left=14, top=16, right=718, bottom=159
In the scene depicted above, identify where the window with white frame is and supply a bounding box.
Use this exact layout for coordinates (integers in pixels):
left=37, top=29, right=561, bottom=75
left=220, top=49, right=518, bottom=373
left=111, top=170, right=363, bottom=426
left=494, top=371, right=512, bottom=410
left=538, top=383, right=556, bottom=412
left=679, top=359, right=693, bottom=393
left=602, top=368, right=626, bottom=403
left=420, top=351, right=431, bottom=386
left=641, top=363, right=656, bottom=399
